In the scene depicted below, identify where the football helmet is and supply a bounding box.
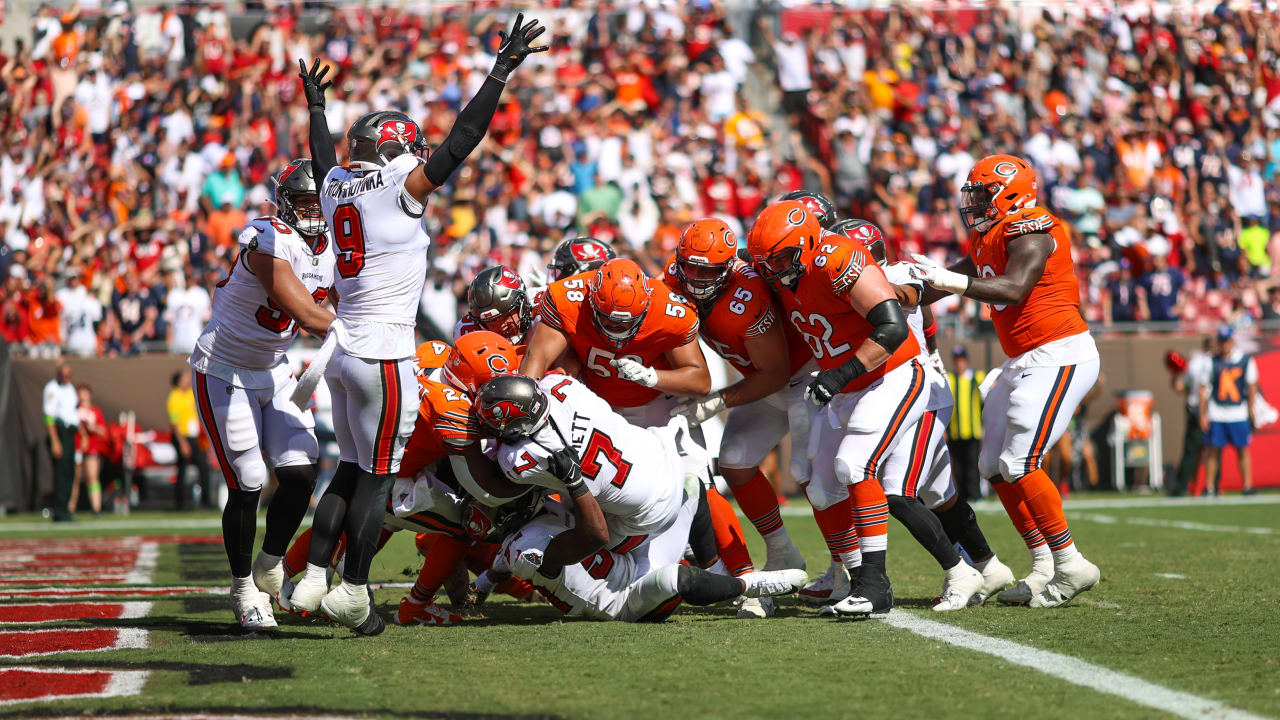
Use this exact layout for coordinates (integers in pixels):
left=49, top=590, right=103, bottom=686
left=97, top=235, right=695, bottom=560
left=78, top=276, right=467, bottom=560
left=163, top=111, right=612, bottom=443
left=415, top=340, right=452, bottom=372
left=959, top=154, right=1038, bottom=232
left=588, top=258, right=651, bottom=349
left=746, top=200, right=820, bottom=291
left=546, top=236, right=617, bottom=282
left=460, top=492, right=544, bottom=543
left=674, top=218, right=738, bottom=302
left=347, top=110, right=428, bottom=167
left=474, top=374, right=550, bottom=442
left=780, top=190, right=838, bottom=230
left=441, top=331, right=519, bottom=395
left=273, top=159, right=327, bottom=241
left=467, top=266, right=533, bottom=344
left=829, top=219, right=887, bottom=267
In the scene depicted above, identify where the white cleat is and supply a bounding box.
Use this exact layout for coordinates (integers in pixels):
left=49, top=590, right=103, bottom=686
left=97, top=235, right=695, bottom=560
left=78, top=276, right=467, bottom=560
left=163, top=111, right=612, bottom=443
left=251, top=553, right=285, bottom=599
left=287, top=568, right=330, bottom=615
left=741, top=569, right=808, bottom=597
left=997, top=552, right=1055, bottom=605
left=1029, top=555, right=1100, bottom=608
left=320, top=582, right=385, bottom=635
left=232, top=590, right=278, bottom=631
left=737, top=596, right=775, bottom=619
left=763, top=540, right=807, bottom=572
left=933, top=562, right=985, bottom=612
left=799, top=562, right=849, bottom=607
left=970, top=557, right=1016, bottom=606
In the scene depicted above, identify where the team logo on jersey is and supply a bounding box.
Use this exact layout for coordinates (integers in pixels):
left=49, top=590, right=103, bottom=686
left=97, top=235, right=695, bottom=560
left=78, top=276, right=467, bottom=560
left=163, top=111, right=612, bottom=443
left=378, top=120, right=418, bottom=148
left=463, top=503, right=496, bottom=541
left=571, top=242, right=605, bottom=262
left=497, top=267, right=522, bottom=290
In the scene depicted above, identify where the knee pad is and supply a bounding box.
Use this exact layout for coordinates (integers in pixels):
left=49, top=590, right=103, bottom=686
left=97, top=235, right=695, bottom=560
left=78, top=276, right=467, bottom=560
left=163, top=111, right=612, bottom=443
left=977, top=451, right=1001, bottom=482
left=834, top=455, right=859, bottom=487
left=230, top=454, right=270, bottom=493
left=803, top=478, right=848, bottom=511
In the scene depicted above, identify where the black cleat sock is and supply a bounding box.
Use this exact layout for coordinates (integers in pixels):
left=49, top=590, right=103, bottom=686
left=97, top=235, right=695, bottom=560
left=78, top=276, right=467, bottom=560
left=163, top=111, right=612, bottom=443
left=262, top=464, right=317, bottom=557
left=222, top=489, right=261, bottom=577
left=676, top=565, right=746, bottom=606
left=888, top=494, right=961, bottom=570
left=339, top=471, right=395, bottom=585
left=687, top=484, right=720, bottom=568
left=307, top=461, right=360, bottom=568
left=933, top=498, right=994, bottom=564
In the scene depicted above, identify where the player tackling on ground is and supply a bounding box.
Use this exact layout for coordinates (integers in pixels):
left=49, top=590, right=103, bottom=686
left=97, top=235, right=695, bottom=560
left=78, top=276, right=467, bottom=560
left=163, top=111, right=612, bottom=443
left=288, top=14, right=548, bottom=634
left=911, top=154, right=1101, bottom=607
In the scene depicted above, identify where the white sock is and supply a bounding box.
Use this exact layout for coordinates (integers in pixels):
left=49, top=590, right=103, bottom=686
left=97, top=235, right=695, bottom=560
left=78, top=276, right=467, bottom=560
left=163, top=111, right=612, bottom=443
left=1030, top=545, right=1053, bottom=571
left=973, top=555, right=996, bottom=573
left=474, top=571, right=496, bottom=594
left=1051, top=542, right=1080, bottom=564
left=255, top=551, right=282, bottom=568
left=231, top=575, right=255, bottom=596
left=707, top=558, right=729, bottom=576
left=838, top=549, right=862, bottom=571
left=763, top=528, right=792, bottom=549
left=302, top=562, right=328, bottom=583
left=339, top=580, right=367, bottom=597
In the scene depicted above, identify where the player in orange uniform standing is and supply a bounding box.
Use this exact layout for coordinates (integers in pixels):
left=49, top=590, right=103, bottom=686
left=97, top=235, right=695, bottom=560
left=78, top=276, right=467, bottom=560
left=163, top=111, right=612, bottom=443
left=747, top=200, right=920, bottom=618
left=661, top=219, right=812, bottom=618
left=521, top=258, right=757, bottom=586
left=910, top=155, right=1100, bottom=608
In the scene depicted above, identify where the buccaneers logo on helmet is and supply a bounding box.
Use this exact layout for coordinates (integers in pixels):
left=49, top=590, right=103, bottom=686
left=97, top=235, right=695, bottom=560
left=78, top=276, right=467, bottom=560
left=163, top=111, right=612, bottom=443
left=572, top=242, right=605, bottom=261
left=378, top=121, right=418, bottom=148
left=483, top=400, right=529, bottom=426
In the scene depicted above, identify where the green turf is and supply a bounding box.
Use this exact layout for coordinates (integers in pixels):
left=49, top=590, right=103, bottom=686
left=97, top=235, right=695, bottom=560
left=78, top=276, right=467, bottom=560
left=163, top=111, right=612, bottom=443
left=2, top=494, right=1277, bottom=719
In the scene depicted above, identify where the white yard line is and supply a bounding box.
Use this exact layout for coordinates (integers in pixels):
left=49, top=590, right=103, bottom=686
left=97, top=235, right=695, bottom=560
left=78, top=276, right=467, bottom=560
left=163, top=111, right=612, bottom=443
left=123, top=541, right=159, bottom=584
left=881, top=610, right=1265, bottom=720
left=1073, top=597, right=1122, bottom=610
left=1156, top=573, right=1188, bottom=580
left=1076, top=513, right=1277, bottom=536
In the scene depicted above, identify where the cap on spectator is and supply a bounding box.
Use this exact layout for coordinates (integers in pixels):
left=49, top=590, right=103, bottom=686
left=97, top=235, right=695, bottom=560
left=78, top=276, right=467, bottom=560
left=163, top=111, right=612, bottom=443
left=951, top=345, right=967, bottom=358
left=220, top=153, right=236, bottom=168
left=833, top=117, right=856, bottom=136
left=1174, top=117, right=1193, bottom=134
left=1217, top=325, right=1234, bottom=341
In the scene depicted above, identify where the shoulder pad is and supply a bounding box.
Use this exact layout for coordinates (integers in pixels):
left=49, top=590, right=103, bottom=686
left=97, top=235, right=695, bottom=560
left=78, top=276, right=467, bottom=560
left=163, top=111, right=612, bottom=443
left=821, top=240, right=868, bottom=297
left=1003, top=208, right=1056, bottom=238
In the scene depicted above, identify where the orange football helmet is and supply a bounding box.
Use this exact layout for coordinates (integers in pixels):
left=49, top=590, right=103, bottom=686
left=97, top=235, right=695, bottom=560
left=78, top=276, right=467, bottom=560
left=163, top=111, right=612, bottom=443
left=674, top=218, right=739, bottom=302
left=746, top=200, right=820, bottom=291
left=441, top=331, right=519, bottom=395
left=415, top=340, right=452, bottom=372
left=588, top=258, right=652, bottom=349
left=960, top=154, right=1038, bottom=232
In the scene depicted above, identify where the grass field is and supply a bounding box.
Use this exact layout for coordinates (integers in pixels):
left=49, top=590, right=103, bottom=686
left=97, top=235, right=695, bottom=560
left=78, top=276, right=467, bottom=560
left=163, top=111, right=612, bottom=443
left=2, top=494, right=1278, bottom=719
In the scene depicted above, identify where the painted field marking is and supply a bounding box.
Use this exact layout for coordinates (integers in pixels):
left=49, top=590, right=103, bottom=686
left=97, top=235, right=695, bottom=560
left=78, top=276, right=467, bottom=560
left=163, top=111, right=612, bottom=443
left=881, top=610, right=1265, bottom=720
left=1077, top=513, right=1277, bottom=536
left=123, top=540, right=159, bottom=584
left=0, top=586, right=221, bottom=600
left=0, top=627, right=148, bottom=658
left=0, top=666, right=149, bottom=706
left=1156, top=573, right=1188, bottom=580
left=0, top=602, right=153, bottom=625
left=774, top=494, right=1280, bottom=518
left=1074, top=597, right=1122, bottom=610
left=0, top=518, right=251, bottom=534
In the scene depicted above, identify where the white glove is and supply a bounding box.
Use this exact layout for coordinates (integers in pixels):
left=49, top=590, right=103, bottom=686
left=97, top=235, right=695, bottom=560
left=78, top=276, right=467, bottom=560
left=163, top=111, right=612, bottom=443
left=929, top=350, right=947, bottom=381
left=510, top=548, right=545, bottom=581
left=909, top=254, right=971, bottom=295
left=611, top=357, right=659, bottom=387
left=670, top=393, right=727, bottom=427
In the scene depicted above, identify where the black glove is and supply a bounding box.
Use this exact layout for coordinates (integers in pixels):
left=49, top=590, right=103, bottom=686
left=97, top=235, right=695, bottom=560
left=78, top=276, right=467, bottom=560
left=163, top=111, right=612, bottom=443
left=805, top=357, right=867, bottom=406
left=490, top=13, right=550, bottom=82
left=547, top=446, right=587, bottom=497
left=297, top=58, right=332, bottom=112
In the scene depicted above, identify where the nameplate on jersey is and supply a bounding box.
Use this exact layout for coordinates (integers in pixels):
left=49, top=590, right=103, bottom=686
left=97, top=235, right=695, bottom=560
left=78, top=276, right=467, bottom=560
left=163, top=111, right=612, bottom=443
left=324, top=172, right=384, bottom=200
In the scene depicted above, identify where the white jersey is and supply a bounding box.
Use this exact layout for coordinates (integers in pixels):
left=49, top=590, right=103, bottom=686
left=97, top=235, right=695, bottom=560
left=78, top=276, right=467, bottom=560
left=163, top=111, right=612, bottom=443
left=496, top=375, right=684, bottom=541
left=190, top=216, right=336, bottom=389
left=883, top=261, right=951, bottom=413
left=319, top=154, right=432, bottom=359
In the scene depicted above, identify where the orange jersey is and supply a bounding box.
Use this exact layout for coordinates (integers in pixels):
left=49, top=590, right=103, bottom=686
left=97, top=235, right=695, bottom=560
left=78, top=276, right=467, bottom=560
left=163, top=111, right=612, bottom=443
left=399, top=377, right=479, bottom=479
left=538, top=271, right=699, bottom=407
left=662, top=256, right=811, bottom=376
left=776, top=232, right=920, bottom=393
left=968, top=207, right=1089, bottom=357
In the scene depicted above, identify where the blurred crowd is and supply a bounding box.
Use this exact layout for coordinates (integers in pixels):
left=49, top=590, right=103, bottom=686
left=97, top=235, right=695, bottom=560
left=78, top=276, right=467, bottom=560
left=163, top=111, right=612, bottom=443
left=1, top=1, right=1279, bottom=360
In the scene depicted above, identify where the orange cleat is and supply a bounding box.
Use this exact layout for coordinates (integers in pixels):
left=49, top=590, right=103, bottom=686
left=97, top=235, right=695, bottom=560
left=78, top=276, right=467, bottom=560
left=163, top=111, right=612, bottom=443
left=393, top=596, right=461, bottom=626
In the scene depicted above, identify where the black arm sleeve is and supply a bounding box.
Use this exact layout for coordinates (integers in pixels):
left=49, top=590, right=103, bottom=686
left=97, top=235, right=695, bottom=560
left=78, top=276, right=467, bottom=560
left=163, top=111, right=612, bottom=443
left=866, top=298, right=910, bottom=353
left=423, top=75, right=506, bottom=187
left=308, top=108, right=338, bottom=189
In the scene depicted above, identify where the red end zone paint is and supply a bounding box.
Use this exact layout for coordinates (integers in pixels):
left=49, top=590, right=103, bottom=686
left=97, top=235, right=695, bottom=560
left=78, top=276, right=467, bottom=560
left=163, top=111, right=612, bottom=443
left=0, top=602, right=152, bottom=624
left=0, top=628, right=148, bottom=658
left=0, top=667, right=148, bottom=706
left=0, top=586, right=221, bottom=599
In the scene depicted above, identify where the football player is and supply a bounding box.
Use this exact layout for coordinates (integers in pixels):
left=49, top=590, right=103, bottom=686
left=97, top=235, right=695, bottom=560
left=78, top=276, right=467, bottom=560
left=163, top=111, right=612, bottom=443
left=831, top=219, right=1015, bottom=611
left=545, top=236, right=616, bottom=282
left=292, top=13, right=547, bottom=633
left=910, top=155, right=1101, bottom=607
left=661, top=219, right=813, bottom=618
left=454, top=266, right=537, bottom=344
left=473, top=374, right=807, bottom=622
left=780, top=190, right=839, bottom=230
left=747, top=200, right=920, bottom=618
left=188, top=158, right=336, bottom=631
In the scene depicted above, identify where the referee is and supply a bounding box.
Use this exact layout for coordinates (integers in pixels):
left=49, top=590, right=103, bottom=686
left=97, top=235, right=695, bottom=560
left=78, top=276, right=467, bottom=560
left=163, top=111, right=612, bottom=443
left=946, top=346, right=986, bottom=502
left=43, top=363, right=80, bottom=522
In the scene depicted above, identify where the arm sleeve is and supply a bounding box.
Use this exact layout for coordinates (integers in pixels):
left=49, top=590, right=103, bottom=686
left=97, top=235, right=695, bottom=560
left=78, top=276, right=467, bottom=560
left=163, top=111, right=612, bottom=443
left=308, top=108, right=338, bottom=190
left=423, top=75, right=506, bottom=187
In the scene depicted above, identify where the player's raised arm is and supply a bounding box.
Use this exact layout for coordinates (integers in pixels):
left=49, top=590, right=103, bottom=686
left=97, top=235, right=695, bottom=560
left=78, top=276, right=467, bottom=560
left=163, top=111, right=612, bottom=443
left=298, top=59, right=338, bottom=187
left=402, top=13, right=549, bottom=203
left=806, top=263, right=909, bottom=405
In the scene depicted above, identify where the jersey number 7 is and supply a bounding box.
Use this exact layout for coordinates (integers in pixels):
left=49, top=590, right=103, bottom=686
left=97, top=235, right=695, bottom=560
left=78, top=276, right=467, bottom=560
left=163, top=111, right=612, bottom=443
left=581, top=430, right=631, bottom=488
left=332, top=203, right=366, bottom=278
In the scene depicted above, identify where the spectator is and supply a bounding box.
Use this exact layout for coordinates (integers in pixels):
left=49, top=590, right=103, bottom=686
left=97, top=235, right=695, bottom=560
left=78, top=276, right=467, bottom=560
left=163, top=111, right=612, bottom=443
left=42, top=363, right=79, bottom=522
left=201, top=153, right=245, bottom=213
left=56, top=272, right=103, bottom=356
left=1103, top=261, right=1141, bottom=325
left=945, top=346, right=985, bottom=502
left=111, top=274, right=160, bottom=354
left=1138, top=253, right=1186, bottom=324
left=1199, top=326, right=1258, bottom=497
left=167, top=371, right=210, bottom=509
left=70, top=383, right=106, bottom=517
left=1168, top=339, right=1214, bottom=497
left=163, top=271, right=210, bottom=355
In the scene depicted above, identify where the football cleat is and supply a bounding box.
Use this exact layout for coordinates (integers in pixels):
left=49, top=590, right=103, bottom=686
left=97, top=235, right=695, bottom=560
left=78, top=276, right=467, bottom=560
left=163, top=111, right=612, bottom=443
left=740, top=569, right=808, bottom=597
left=233, top=590, right=278, bottom=631
left=737, top=596, right=775, bottom=619
left=932, top=562, right=985, bottom=612
left=1029, top=555, right=1100, bottom=608
left=320, top=583, right=385, bottom=636
left=997, top=552, right=1055, bottom=605
left=251, top=553, right=285, bottom=599
left=394, top=597, right=462, bottom=626
left=799, top=561, right=849, bottom=606
left=970, top=557, right=1016, bottom=606
left=763, top=540, right=806, bottom=573
left=832, top=565, right=892, bottom=619
left=286, top=567, right=329, bottom=615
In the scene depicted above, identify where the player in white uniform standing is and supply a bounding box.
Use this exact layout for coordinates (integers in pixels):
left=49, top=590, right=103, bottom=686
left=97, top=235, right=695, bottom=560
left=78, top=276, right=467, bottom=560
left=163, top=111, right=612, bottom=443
left=471, top=374, right=806, bottom=622
left=289, top=14, right=549, bottom=634
left=188, top=158, right=336, bottom=630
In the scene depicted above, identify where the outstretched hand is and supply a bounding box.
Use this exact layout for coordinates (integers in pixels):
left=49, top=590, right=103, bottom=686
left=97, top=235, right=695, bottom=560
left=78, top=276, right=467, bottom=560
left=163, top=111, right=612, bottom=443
left=297, top=58, right=332, bottom=111
left=490, top=12, right=550, bottom=81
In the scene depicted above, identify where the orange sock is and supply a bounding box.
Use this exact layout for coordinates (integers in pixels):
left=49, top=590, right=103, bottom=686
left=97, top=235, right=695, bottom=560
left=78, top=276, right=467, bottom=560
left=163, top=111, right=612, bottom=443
left=410, top=534, right=470, bottom=603
left=811, top=496, right=860, bottom=565
left=706, top=487, right=755, bottom=576
left=1015, top=469, right=1075, bottom=555
left=849, top=480, right=889, bottom=553
left=283, top=528, right=312, bottom=578
left=728, top=471, right=785, bottom=538
left=993, top=481, right=1047, bottom=550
